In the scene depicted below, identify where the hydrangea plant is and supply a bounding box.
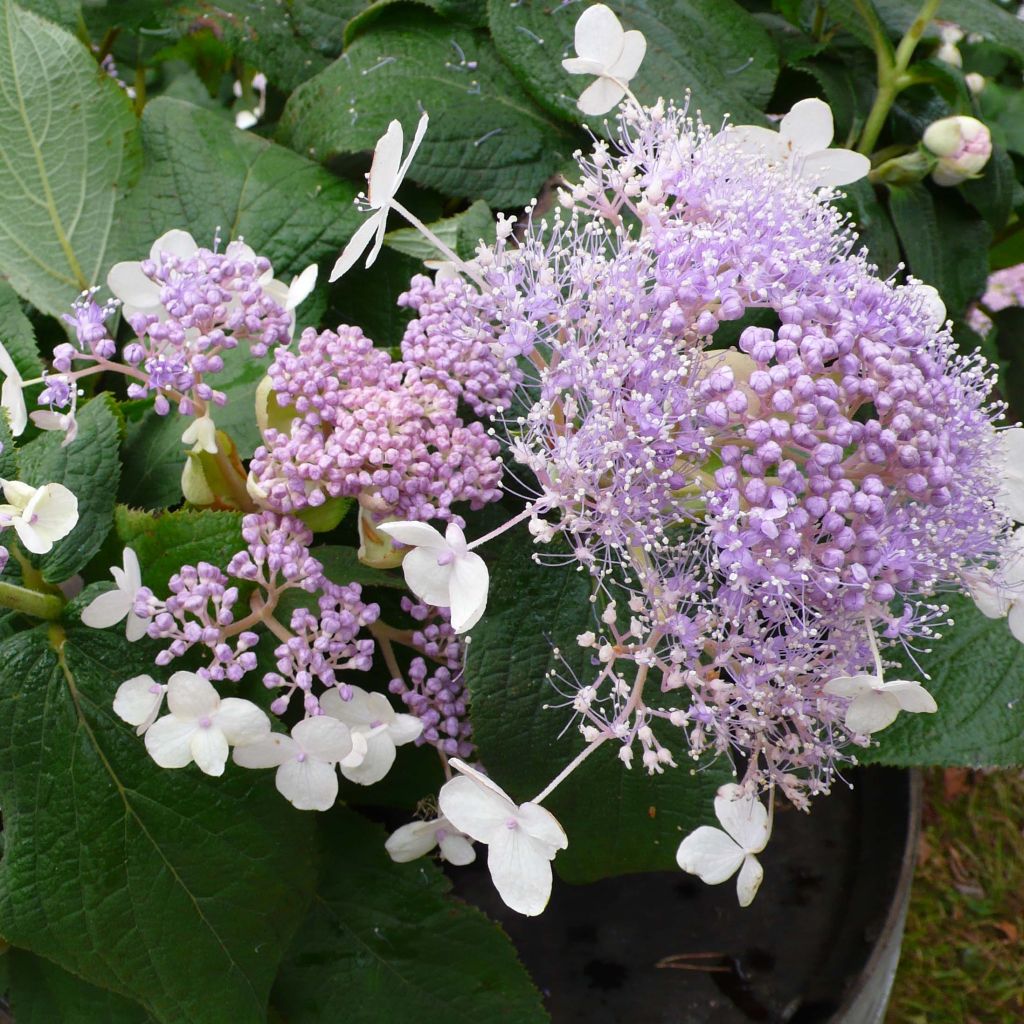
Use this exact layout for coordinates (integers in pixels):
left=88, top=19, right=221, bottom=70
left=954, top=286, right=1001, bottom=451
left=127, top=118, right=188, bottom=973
left=1, top=0, right=1024, bottom=1019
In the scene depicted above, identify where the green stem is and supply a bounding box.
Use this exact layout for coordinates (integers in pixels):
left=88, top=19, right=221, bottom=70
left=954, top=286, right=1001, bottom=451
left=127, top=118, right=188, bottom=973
left=856, top=0, right=942, bottom=155
left=0, top=580, right=64, bottom=620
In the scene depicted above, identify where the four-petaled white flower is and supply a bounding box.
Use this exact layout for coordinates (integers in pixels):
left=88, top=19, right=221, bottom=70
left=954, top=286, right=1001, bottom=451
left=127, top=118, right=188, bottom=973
left=329, top=113, right=429, bottom=281
left=998, top=427, right=1024, bottom=523
left=81, top=546, right=148, bottom=641
left=562, top=3, right=646, bottom=116
left=234, top=716, right=361, bottom=811
left=0, top=480, right=79, bottom=554
left=320, top=684, right=422, bottom=785
left=377, top=520, right=489, bottom=633
left=676, top=783, right=771, bottom=907
left=823, top=673, right=937, bottom=735
left=144, top=671, right=270, bottom=776
left=728, top=98, right=871, bottom=189
left=965, top=528, right=1024, bottom=641
left=113, top=674, right=167, bottom=735
left=438, top=758, right=567, bottom=917
left=385, top=816, right=476, bottom=866
left=0, top=340, right=27, bottom=436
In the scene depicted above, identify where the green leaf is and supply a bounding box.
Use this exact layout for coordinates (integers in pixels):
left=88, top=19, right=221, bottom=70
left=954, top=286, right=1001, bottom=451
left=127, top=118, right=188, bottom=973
left=864, top=594, right=1024, bottom=767
left=888, top=183, right=991, bottom=316
left=0, top=626, right=317, bottom=1024
left=960, top=144, right=1016, bottom=231
left=118, top=402, right=185, bottom=510
left=18, top=395, right=121, bottom=584
left=212, top=343, right=270, bottom=459
left=487, top=0, right=779, bottom=131
left=272, top=809, right=547, bottom=1024
left=111, top=96, right=362, bottom=284
left=836, top=179, right=901, bottom=277
left=316, top=545, right=407, bottom=590
left=467, top=534, right=733, bottom=883
left=0, top=0, right=141, bottom=317
left=8, top=948, right=155, bottom=1024
left=279, top=6, right=578, bottom=208
left=114, top=506, right=243, bottom=594
left=0, top=279, right=42, bottom=379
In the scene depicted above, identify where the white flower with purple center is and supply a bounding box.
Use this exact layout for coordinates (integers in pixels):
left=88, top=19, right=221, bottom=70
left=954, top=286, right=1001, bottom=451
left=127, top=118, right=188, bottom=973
left=676, top=784, right=771, bottom=907
left=823, top=674, right=937, bottom=735
left=438, top=758, right=567, bottom=917
left=113, top=674, right=167, bottom=735
left=330, top=113, right=429, bottom=281
left=727, top=98, right=870, bottom=189
left=0, top=480, right=79, bottom=554
left=319, top=684, right=422, bottom=785
left=385, top=816, right=476, bottom=866
left=144, top=671, right=270, bottom=777
left=233, top=716, right=360, bottom=811
left=81, top=546, right=148, bottom=641
left=562, top=4, right=646, bottom=116
left=377, top=520, right=489, bottom=634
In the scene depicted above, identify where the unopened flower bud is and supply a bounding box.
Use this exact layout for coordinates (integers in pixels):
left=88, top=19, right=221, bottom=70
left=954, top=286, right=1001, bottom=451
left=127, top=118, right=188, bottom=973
left=922, top=116, right=992, bottom=186
left=965, top=72, right=985, bottom=96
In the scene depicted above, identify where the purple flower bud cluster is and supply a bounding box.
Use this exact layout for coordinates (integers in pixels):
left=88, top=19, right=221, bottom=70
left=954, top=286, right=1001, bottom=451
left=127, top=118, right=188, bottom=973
left=398, top=273, right=519, bottom=417
left=423, top=100, right=1013, bottom=803
left=227, top=511, right=325, bottom=593
left=264, top=582, right=380, bottom=715
left=249, top=323, right=503, bottom=523
left=388, top=598, right=474, bottom=758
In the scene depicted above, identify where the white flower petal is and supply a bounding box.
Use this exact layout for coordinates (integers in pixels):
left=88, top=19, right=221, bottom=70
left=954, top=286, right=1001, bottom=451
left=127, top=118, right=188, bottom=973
left=368, top=120, right=405, bottom=207
left=276, top=756, right=339, bottom=811
left=125, top=613, right=149, bottom=643
left=113, top=675, right=163, bottom=729
left=144, top=715, right=197, bottom=768
left=1009, top=601, right=1024, bottom=644
left=286, top=264, right=318, bottom=310
left=167, top=671, right=220, bottom=721
left=577, top=77, right=627, bottom=117
left=1, top=374, right=27, bottom=436
left=780, top=97, right=834, bottom=151
left=562, top=57, right=605, bottom=76
left=81, top=588, right=131, bottom=629
left=736, top=853, right=764, bottom=907
left=439, top=830, right=476, bottom=866
left=439, top=774, right=514, bottom=844
left=1, top=479, right=34, bottom=508
left=292, top=716, right=354, bottom=762
left=233, top=732, right=297, bottom=769
left=396, top=112, right=430, bottom=189
left=610, top=30, right=646, bottom=80
left=329, top=215, right=382, bottom=282
left=573, top=3, right=624, bottom=67
left=487, top=825, right=554, bottom=916
left=401, top=546, right=456, bottom=609
left=725, top=125, right=788, bottom=160
left=883, top=680, right=937, bottom=714
left=714, top=785, right=770, bottom=854
left=340, top=730, right=396, bottom=785
left=320, top=685, right=376, bottom=728
left=377, top=520, right=447, bottom=548
left=845, top=689, right=901, bottom=734
left=123, top=547, right=142, bottom=592
left=18, top=483, right=79, bottom=552
left=235, top=109, right=258, bottom=130
left=517, top=802, right=568, bottom=852
left=1000, top=428, right=1024, bottom=521
left=675, top=825, right=746, bottom=884
left=150, top=229, right=198, bottom=263
left=190, top=726, right=230, bottom=776
left=214, top=698, right=270, bottom=746
left=799, top=148, right=872, bottom=188
left=448, top=551, right=489, bottom=633
left=387, top=713, right=423, bottom=746
left=386, top=820, right=441, bottom=863
left=107, top=261, right=162, bottom=310
left=448, top=757, right=517, bottom=805
left=822, top=674, right=877, bottom=699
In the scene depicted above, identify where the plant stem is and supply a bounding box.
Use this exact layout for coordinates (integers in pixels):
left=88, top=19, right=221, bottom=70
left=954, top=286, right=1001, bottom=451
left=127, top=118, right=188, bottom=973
left=857, top=0, right=942, bottom=155
left=0, top=580, right=64, bottom=620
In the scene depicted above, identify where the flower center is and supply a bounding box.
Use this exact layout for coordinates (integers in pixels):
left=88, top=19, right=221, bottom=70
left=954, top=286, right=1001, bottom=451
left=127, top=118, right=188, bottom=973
left=197, top=715, right=212, bottom=729
left=505, top=817, right=519, bottom=830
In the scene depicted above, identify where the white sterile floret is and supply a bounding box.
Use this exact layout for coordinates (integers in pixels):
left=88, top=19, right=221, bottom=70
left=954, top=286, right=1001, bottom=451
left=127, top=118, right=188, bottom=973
left=81, top=546, right=148, bottom=641
left=319, top=684, right=422, bottom=785
left=562, top=4, right=646, bottom=116
left=113, top=674, right=167, bottom=735
left=676, top=783, right=771, bottom=907
left=0, top=340, right=27, bottom=436
left=234, top=716, right=359, bottom=811
left=727, top=98, right=871, bottom=189
left=385, top=816, right=476, bottom=866
left=997, top=427, right=1024, bottom=522
left=822, top=673, right=937, bottom=735
left=330, top=113, right=429, bottom=281
left=181, top=414, right=218, bottom=455
left=439, top=758, right=567, bottom=917
left=108, top=229, right=199, bottom=319
left=965, top=528, right=1024, bottom=641
left=377, top=520, right=490, bottom=633
left=144, top=671, right=270, bottom=776
left=0, top=480, right=79, bottom=554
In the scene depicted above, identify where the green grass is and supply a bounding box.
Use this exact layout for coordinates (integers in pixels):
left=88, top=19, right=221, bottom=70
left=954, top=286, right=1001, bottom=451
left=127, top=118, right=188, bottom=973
left=886, top=769, right=1024, bottom=1024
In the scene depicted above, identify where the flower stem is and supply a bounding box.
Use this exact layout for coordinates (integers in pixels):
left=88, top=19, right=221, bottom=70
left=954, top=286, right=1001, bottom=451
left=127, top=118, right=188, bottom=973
left=467, top=503, right=537, bottom=550
left=0, top=580, right=64, bottom=620
left=856, top=0, right=942, bottom=155
left=390, top=200, right=488, bottom=289
left=531, top=734, right=608, bottom=805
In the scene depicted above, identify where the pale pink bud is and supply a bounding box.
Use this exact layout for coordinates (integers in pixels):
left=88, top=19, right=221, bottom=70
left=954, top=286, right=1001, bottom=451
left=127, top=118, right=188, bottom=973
left=922, top=116, right=992, bottom=186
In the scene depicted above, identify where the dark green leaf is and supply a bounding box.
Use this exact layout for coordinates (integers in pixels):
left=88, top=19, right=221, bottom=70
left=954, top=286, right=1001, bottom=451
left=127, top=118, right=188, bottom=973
left=467, top=534, right=733, bottom=883
left=272, top=808, right=546, bottom=1024
left=0, top=0, right=141, bottom=316
left=488, top=0, right=779, bottom=130
left=960, top=144, right=1016, bottom=231
left=0, top=280, right=42, bottom=380
left=7, top=948, right=155, bottom=1024
left=213, top=343, right=270, bottom=459
left=19, top=395, right=121, bottom=584
left=0, top=626, right=317, bottom=1024
left=119, top=402, right=185, bottom=511
left=114, top=506, right=244, bottom=594
left=279, top=6, right=578, bottom=208
left=836, top=179, right=901, bottom=277
left=111, top=96, right=362, bottom=285
left=316, top=545, right=407, bottom=590
left=864, top=594, right=1024, bottom=767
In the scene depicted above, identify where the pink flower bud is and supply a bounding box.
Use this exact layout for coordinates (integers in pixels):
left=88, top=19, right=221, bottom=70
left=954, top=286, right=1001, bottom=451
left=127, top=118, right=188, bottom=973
left=922, top=116, right=992, bottom=186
